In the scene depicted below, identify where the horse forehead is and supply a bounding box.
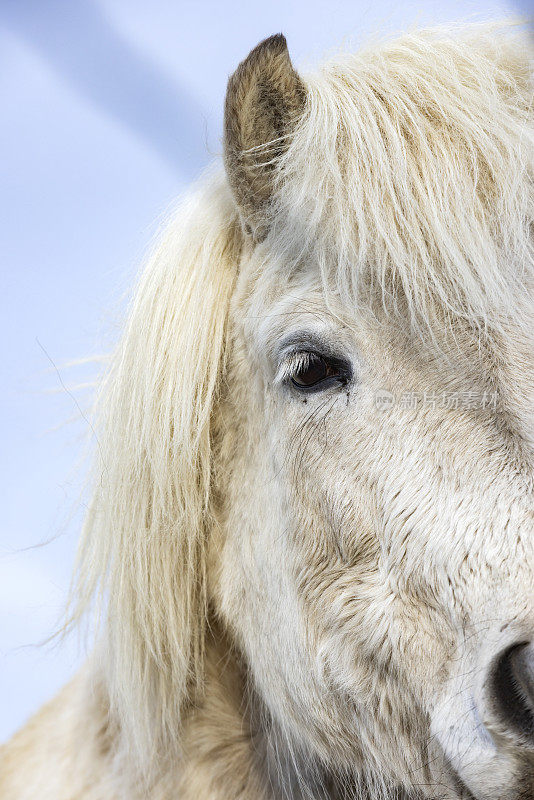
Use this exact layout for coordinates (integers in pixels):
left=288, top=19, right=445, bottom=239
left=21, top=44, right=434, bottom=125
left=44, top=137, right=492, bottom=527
left=243, top=282, right=335, bottom=347
left=241, top=265, right=534, bottom=385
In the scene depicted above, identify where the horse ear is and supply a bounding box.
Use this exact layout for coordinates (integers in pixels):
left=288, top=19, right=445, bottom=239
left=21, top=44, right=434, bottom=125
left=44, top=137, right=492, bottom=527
left=224, top=34, right=306, bottom=240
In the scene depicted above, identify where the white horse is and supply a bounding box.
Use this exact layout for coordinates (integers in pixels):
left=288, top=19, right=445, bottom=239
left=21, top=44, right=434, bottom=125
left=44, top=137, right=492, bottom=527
left=1, top=24, right=534, bottom=800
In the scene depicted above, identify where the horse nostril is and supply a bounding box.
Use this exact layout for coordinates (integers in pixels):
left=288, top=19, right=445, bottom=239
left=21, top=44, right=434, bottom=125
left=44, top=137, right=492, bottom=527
left=491, top=642, right=534, bottom=742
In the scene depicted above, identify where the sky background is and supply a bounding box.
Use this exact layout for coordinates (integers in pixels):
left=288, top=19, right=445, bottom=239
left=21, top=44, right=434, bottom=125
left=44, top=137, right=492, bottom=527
left=1, top=0, right=531, bottom=742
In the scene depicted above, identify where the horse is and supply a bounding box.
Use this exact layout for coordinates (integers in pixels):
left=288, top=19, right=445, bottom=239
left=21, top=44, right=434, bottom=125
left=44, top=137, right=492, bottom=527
left=1, top=23, right=533, bottom=800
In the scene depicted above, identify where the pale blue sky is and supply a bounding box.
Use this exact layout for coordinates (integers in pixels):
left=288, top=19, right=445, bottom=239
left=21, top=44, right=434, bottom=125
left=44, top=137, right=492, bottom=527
left=0, top=0, right=529, bottom=741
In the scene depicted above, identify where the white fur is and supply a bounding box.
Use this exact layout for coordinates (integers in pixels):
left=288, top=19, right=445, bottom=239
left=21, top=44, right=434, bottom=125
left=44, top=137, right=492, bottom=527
left=1, top=23, right=534, bottom=800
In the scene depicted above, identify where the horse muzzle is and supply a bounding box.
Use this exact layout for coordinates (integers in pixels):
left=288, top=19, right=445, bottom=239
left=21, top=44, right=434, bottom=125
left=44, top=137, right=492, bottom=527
left=489, top=641, right=534, bottom=747
left=430, top=633, right=534, bottom=799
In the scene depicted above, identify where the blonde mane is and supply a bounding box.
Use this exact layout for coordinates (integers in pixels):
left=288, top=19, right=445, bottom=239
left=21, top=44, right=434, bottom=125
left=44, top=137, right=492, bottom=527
left=272, top=24, right=534, bottom=334
left=69, top=24, right=534, bottom=781
left=70, top=170, right=240, bottom=773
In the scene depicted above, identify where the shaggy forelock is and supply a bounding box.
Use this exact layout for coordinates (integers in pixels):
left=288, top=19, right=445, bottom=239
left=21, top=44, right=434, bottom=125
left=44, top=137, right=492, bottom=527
left=270, top=24, right=534, bottom=339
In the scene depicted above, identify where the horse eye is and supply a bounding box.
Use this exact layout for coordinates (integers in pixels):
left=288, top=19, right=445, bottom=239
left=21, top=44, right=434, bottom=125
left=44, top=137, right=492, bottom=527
left=291, top=353, right=348, bottom=392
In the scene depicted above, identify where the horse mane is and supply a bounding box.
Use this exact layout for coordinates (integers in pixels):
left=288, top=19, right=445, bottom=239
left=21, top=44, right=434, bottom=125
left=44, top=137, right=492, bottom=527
left=67, top=23, right=533, bottom=781
left=272, top=23, right=534, bottom=336
left=69, top=168, right=240, bottom=775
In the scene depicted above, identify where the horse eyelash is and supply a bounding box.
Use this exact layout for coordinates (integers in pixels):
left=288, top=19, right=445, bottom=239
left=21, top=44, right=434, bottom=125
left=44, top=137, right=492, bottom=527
left=274, top=350, right=314, bottom=385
